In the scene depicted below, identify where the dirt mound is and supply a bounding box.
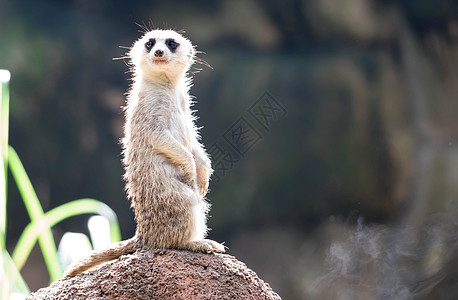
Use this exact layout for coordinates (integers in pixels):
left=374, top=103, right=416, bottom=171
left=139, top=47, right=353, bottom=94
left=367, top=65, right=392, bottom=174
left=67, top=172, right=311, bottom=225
left=28, top=249, right=281, bottom=299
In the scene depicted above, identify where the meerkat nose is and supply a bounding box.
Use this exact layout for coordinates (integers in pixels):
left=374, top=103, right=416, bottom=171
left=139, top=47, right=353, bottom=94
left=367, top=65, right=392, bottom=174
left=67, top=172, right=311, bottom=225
left=154, top=49, right=164, bottom=57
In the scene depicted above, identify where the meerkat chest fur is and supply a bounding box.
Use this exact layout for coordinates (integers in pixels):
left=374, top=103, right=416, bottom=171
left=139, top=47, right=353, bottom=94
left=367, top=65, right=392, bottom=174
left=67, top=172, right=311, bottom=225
left=128, top=83, right=194, bottom=149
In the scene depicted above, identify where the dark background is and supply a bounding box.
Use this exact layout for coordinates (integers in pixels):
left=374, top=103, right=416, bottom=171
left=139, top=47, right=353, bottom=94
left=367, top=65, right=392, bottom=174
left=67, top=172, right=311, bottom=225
left=1, top=0, right=458, bottom=299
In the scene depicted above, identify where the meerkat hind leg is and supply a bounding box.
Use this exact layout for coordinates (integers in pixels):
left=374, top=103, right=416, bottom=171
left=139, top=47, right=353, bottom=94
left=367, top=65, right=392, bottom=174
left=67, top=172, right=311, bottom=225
left=184, top=239, right=226, bottom=253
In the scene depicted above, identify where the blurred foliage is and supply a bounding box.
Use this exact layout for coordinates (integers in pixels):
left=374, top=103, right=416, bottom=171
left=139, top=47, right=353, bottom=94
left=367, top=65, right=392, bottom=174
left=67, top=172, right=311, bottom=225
left=1, top=74, right=122, bottom=294
left=0, top=0, right=457, bottom=298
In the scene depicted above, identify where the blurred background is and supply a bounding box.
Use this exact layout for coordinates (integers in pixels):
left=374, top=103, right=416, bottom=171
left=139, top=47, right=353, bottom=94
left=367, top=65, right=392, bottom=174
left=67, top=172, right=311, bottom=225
left=1, top=0, right=458, bottom=299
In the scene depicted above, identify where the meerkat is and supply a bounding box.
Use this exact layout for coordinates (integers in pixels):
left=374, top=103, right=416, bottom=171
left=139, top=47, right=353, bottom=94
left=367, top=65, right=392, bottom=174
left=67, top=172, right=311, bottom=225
left=63, top=29, right=225, bottom=277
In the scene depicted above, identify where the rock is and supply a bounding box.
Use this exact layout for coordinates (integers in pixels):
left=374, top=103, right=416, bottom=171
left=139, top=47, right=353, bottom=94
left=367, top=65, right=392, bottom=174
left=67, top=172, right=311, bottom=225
left=28, top=250, right=282, bottom=299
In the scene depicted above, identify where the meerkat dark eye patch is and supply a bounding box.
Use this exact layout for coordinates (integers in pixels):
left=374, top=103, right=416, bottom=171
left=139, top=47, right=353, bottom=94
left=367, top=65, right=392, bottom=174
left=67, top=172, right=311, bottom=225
left=145, top=39, right=155, bottom=52
left=166, top=39, right=179, bottom=52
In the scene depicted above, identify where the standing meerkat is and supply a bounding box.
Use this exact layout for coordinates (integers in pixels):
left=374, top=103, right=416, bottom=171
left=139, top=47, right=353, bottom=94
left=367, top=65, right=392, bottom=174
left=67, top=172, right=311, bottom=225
left=64, top=29, right=225, bottom=277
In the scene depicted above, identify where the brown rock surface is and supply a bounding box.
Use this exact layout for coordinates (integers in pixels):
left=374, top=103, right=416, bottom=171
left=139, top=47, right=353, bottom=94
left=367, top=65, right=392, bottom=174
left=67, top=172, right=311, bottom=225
left=28, top=250, right=281, bottom=299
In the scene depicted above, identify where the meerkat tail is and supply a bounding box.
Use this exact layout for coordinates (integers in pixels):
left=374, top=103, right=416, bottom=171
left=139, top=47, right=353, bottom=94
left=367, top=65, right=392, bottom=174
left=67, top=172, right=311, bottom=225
left=63, top=236, right=138, bottom=278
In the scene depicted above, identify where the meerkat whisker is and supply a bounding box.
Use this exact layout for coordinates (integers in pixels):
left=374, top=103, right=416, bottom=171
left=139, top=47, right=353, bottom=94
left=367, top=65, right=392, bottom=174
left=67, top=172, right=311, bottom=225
left=194, top=57, right=213, bottom=70
left=112, top=56, right=129, bottom=61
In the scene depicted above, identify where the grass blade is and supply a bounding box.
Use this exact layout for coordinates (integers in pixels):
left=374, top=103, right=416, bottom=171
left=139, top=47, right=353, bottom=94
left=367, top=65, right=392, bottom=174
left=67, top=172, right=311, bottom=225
left=0, top=70, right=29, bottom=296
left=8, top=146, right=61, bottom=282
left=12, top=198, right=121, bottom=272
left=47, top=199, right=121, bottom=243
left=0, top=70, right=10, bottom=251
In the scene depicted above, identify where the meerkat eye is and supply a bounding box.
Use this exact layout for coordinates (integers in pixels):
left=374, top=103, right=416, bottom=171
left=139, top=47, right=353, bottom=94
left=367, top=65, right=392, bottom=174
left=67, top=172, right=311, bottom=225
left=166, top=39, right=179, bottom=51
left=145, top=39, right=155, bottom=52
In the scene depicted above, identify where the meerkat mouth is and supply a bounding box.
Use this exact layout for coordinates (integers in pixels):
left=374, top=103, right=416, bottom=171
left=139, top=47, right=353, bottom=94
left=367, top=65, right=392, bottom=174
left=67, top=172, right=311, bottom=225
left=152, top=58, right=168, bottom=64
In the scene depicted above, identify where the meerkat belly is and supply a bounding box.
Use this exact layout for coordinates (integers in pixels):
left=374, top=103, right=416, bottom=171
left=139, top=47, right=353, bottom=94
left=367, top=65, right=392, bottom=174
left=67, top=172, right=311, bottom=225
left=127, top=143, right=181, bottom=188
left=127, top=143, right=196, bottom=246
left=129, top=133, right=205, bottom=245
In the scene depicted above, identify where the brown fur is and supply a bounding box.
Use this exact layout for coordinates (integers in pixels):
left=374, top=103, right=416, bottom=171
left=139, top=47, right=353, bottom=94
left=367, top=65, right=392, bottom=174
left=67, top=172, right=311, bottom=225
left=63, top=30, right=224, bottom=278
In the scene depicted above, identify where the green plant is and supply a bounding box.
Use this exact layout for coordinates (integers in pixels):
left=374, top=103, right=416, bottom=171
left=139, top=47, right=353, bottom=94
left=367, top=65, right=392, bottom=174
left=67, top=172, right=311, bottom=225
left=8, top=147, right=122, bottom=281
left=0, top=69, right=28, bottom=298
left=0, top=70, right=10, bottom=252
left=0, top=69, right=122, bottom=295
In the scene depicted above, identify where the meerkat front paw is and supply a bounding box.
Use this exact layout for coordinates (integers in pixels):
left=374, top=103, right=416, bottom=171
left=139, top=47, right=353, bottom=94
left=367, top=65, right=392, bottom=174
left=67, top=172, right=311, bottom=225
left=183, top=173, right=197, bottom=190
left=195, top=165, right=209, bottom=197
left=185, top=239, right=226, bottom=253
left=182, top=160, right=198, bottom=190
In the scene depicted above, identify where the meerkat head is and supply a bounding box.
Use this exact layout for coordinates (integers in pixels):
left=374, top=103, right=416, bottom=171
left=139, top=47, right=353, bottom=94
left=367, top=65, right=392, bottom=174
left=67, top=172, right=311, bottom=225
left=129, top=29, right=195, bottom=83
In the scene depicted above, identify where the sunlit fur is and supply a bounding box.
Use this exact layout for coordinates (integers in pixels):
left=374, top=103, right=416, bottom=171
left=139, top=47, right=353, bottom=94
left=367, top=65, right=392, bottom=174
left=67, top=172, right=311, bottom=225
left=63, top=30, right=224, bottom=278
